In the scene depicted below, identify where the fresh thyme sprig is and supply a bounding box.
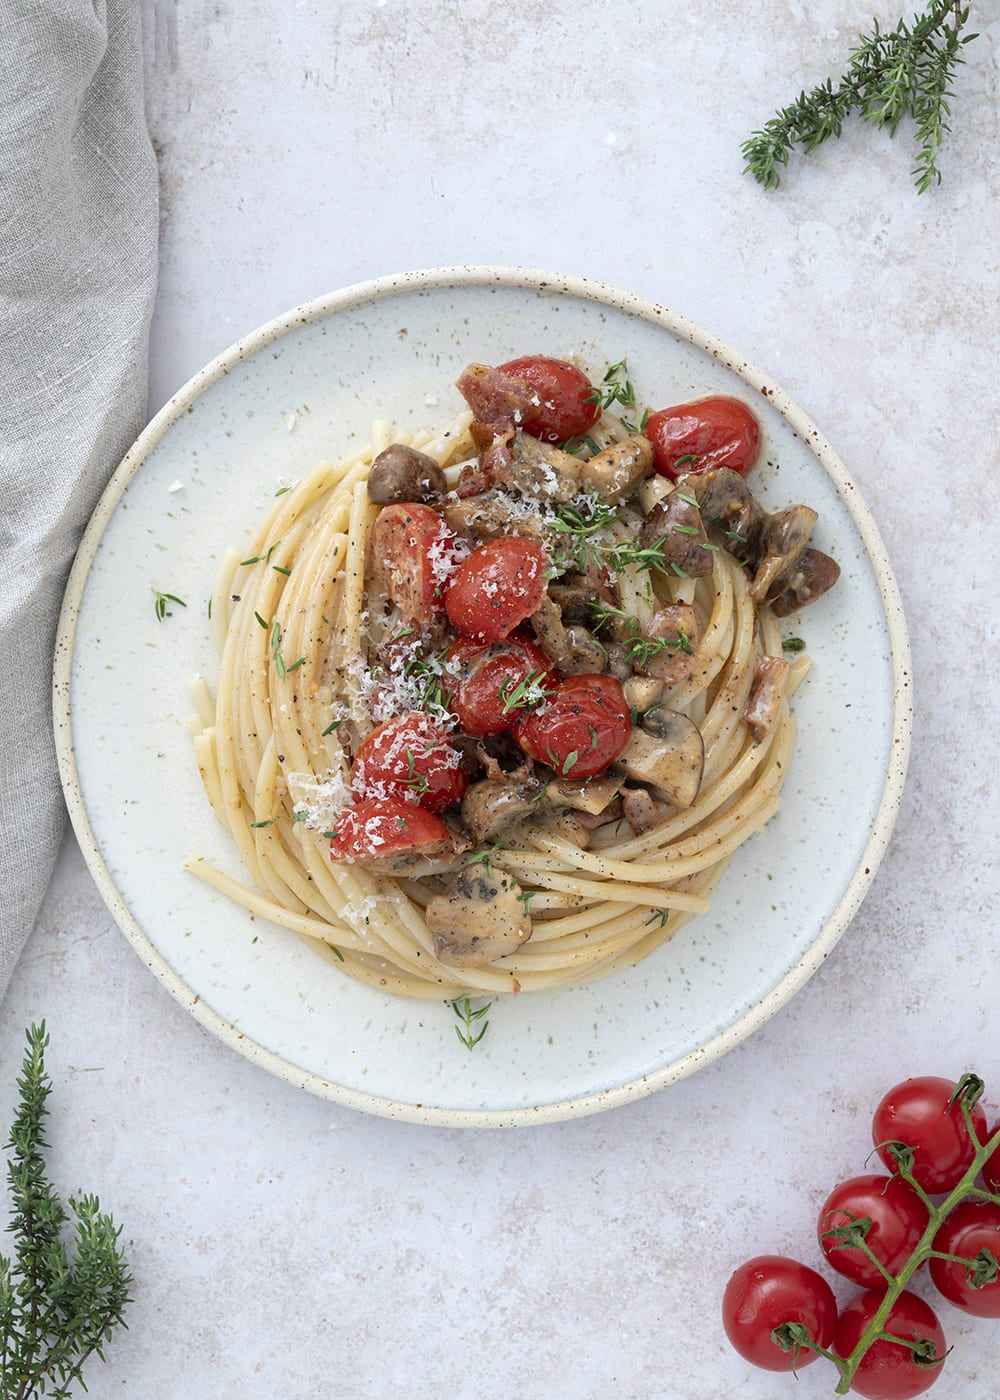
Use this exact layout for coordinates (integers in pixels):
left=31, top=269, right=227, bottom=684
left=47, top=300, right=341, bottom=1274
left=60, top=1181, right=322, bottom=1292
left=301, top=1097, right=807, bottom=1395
left=741, top=2, right=978, bottom=193
left=151, top=588, right=186, bottom=622
left=451, top=996, right=492, bottom=1050
left=1, top=1024, right=132, bottom=1400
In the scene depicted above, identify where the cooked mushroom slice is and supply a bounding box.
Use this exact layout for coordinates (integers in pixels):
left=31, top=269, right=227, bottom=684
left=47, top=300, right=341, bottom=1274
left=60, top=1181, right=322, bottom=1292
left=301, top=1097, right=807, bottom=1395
left=426, top=864, right=532, bottom=967
left=749, top=505, right=818, bottom=603
left=461, top=778, right=540, bottom=846
left=501, top=432, right=582, bottom=503
left=677, top=468, right=765, bottom=564
left=442, top=487, right=553, bottom=545
left=623, top=675, right=664, bottom=713
left=529, top=592, right=606, bottom=674
left=638, top=493, right=714, bottom=578
left=621, top=786, right=662, bottom=835
left=639, top=603, right=699, bottom=687
left=768, top=548, right=841, bottom=616
left=578, top=434, right=654, bottom=504
left=637, top=472, right=674, bottom=515
left=617, top=708, right=705, bottom=808
left=743, top=655, right=790, bottom=740
left=543, top=770, right=622, bottom=815
left=367, top=444, right=447, bottom=504
left=530, top=806, right=591, bottom=847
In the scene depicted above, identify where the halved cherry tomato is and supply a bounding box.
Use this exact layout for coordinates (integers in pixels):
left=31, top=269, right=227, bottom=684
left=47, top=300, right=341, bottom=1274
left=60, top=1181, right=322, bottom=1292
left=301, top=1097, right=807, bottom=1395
left=445, top=631, right=557, bottom=738
left=645, top=395, right=761, bottom=480
left=834, top=1288, right=946, bottom=1398
left=444, top=537, right=548, bottom=643
left=351, top=712, right=468, bottom=814
left=872, top=1076, right=990, bottom=1194
left=497, top=355, right=600, bottom=442
left=818, top=1173, right=929, bottom=1288
left=721, top=1255, right=836, bottom=1372
left=369, top=502, right=457, bottom=621
left=514, top=673, right=631, bottom=778
left=930, top=1199, right=1000, bottom=1317
left=328, top=797, right=451, bottom=864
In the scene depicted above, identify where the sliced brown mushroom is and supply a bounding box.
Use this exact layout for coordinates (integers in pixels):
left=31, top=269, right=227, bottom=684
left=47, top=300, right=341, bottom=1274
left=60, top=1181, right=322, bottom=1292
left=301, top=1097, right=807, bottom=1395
left=640, top=603, right=699, bottom=687
left=676, top=468, right=765, bottom=565
left=460, top=777, right=540, bottom=846
left=622, top=675, right=664, bottom=713
left=743, top=655, right=790, bottom=740
left=621, top=786, right=662, bottom=835
left=499, top=432, right=582, bottom=502
left=426, top=864, right=532, bottom=967
left=529, top=807, right=592, bottom=847
left=578, top=434, right=654, bottom=503
left=367, top=444, right=447, bottom=504
left=616, top=708, right=705, bottom=808
left=638, top=493, right=714, bottom=578
left=543, top=770, right=622, bottom=816
left=441, top=487, right=553, bottom=545
left=749, top=505, right=818, bottom=603
left=768, top=548, right=841, bottom=616
left=529, top=592, right=606, bottom=675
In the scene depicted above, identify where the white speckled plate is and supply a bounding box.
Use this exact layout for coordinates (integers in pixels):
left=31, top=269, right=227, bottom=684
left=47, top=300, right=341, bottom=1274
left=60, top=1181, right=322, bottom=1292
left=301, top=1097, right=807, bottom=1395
left=54, top=268, right=911, bottom=1127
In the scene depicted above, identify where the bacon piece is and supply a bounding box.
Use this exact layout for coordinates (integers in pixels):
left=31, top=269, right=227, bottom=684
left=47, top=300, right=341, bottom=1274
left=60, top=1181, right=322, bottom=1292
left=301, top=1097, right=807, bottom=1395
left=744, top=655, right=790, bottom=741
left=456, top=363, right=542, bottom=435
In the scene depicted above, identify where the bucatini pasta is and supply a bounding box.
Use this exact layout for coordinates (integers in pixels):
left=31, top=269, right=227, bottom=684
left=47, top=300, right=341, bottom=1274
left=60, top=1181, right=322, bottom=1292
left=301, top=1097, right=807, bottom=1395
left=186, top=356, right=839, bottom=1000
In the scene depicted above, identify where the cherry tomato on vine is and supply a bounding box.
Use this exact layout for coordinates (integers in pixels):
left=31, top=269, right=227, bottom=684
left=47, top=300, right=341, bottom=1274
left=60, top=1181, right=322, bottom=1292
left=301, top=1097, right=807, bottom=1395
left=982, top=1125, right=1000, bottom=1194
left=328, top=797, right=451, bottom=864
left=721, top=1255, right=836, bottom=1372
left=369, top=502, right=457, bottom=622
left=351, top=712, right=468, bottom=813
left=645, top=395, right=761, bottom=480
left=444, top=631, right=557, bottom=738
left=496, top=355, right=600, bottom=442
left=513, top=673, right=632, bottom=778
left=872, top=1076, right=990, bottom=1194
left=930, top=1199, right=1000, bottom=1317
left=834, top=1288, right=946, bottom=1399
left=818, top=1173, right=930, bottom=1289
left=444, top=537, right=548, bottom=643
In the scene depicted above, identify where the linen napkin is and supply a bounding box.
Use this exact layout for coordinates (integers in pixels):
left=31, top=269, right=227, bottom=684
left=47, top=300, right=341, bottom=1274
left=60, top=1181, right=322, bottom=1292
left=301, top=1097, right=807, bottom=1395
left=0, top=0, right=159, bottom=998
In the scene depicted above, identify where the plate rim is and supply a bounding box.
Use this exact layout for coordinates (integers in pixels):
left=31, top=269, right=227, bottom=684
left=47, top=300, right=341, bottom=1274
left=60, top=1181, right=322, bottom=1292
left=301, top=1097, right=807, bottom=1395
left=53, top=263, right=913, bottom=1128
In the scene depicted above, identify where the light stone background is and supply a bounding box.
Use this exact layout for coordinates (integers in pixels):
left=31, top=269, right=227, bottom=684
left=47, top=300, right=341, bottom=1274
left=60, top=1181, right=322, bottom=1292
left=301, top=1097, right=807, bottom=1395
left=2, top=2, right=999, bottom=1397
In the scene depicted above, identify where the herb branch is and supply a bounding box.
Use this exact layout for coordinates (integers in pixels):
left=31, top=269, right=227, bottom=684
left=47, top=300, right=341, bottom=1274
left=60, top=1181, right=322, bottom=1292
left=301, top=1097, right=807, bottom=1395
left=451, top=996, right=492, bottom=1050
left=741, top=2, right=978, bottom=193
left=1, top=1024, right=132, bottom=1399
left=151, top=588, right=186, bottom=622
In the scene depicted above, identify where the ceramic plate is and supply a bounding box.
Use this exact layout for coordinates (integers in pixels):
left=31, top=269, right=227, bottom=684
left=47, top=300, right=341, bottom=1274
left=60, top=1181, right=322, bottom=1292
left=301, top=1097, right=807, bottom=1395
left=54, top=267, right=911, bottom=1127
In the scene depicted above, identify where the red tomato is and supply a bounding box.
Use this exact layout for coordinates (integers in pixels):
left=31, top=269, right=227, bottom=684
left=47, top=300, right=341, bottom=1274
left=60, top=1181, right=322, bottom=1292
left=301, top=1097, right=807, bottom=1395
left=444, top=537, right=548, bottom=643
left=721, top=1255, right=836, bottom=1372
left=444, top=632, right=557, bottom=738
left=818, top=1174, right=930, bottom=1288
left=497, top=355, right=600, bottom=442
left=929, top=1199, right=1000, bottom=1317
left=834, top=1288, right=946, bottom=1398
left=514, top=673, right=631, bottom=778
left=328, top=798, right=451, bottom=864
left=369, top=503, right=456, bottom=621
left=351, top=712, right=468, bottom=813
left=872, top=1077, right=990, bottom=1194
left=982, top=1126, right=1000, bottom=1193
left=645, top=395, right=761, bottom=480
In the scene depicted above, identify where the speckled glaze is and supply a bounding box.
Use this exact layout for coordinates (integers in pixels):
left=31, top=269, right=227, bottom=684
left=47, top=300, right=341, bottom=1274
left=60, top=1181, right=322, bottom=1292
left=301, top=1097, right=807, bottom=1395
left=53, top=267, right=911, bottom=1126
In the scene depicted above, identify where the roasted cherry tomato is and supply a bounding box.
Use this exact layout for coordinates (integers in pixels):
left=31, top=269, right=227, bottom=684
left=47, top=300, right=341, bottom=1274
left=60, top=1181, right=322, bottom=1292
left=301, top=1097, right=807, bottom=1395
left=872, top=1076, right=990, bottom=1194
left=328, top=797, right=451, bottom=864
left=444, top=631, right=557, bottom=738
left=645, top=395, right=761, bottom=480
left=930, top=1199, right=1000, bottom=1317
left=834, top=1288, right=946, bottom=1399
left=369, top=502, right=457, bottom=621
left=444, top=537, right=548, bottom=643
left=496, top=355, right=600, bottom=442
left=514, top=673, right=631, bottom=778
left=818, top=1173, right=929, bottom=1288
left=351, top=712, right=468, bottom=814
left=721, top=1255, right=836, bottom=1373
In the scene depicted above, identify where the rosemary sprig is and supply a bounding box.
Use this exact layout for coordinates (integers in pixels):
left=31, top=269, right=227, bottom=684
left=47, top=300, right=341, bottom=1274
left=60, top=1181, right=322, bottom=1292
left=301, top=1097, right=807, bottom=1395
left=1, top=1025, right=132, bottom=1399
left=741, top=2, right=978, bottom=193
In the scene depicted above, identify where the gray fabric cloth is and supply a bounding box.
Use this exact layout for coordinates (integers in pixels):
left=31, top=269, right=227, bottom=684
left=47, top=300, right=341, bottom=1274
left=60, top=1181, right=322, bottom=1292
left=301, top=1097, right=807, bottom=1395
left=0, top=1, right=158, bottom=997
